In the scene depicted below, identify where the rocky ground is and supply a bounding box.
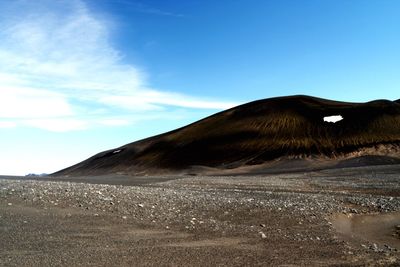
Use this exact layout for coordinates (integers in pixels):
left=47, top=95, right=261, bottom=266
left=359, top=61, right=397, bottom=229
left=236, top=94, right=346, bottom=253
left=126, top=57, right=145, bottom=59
left=1, top=165, right=400, bottom=266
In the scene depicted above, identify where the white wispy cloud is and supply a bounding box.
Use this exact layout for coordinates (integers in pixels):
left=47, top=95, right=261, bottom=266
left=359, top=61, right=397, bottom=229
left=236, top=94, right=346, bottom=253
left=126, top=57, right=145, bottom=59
left=98, top=118, right=131, bottom=127
left=0, top=87, right=73, bottom=118
left=108, top=0, right=185, bottom=17
left=0, top=121, right=17, bottom=128
left=0, top=0, right=236, bottom=132
left=24, top=118, right=88, bottom=132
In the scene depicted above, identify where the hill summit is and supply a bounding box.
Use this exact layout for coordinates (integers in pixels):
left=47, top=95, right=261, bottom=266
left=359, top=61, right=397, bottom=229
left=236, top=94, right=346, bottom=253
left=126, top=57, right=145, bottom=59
left=54, top=95, right=400, bottom=176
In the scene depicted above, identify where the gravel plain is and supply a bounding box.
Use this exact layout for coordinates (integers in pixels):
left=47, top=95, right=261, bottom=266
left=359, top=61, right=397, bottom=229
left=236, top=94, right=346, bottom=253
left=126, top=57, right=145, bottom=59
left=1, top=165, right=400, bottom=266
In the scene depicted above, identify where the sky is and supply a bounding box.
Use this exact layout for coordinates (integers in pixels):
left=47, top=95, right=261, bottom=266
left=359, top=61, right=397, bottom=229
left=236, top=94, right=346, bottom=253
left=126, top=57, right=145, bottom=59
left=0, top=0, right=399, bottom=175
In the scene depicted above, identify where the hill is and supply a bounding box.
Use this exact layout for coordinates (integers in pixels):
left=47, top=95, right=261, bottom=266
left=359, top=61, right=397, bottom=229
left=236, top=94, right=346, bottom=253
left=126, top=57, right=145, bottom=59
left=54, top=95, right=400, bottom=176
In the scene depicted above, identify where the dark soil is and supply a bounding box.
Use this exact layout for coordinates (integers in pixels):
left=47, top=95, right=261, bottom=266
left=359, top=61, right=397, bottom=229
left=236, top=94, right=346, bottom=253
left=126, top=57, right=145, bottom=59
left=1, top=164, right=400, bottom=266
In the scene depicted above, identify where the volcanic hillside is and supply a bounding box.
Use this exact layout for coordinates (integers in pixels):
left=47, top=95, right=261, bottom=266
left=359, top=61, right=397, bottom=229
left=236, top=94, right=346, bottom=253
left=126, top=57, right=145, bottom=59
left=54, top=95, right=400, bottom=176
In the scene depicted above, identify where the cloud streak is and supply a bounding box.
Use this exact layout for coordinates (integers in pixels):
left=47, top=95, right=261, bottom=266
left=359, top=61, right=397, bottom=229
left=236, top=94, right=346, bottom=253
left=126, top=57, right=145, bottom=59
left=0, top=0, right=236, bottom=132
left=107, top=0, right=185, bottom=17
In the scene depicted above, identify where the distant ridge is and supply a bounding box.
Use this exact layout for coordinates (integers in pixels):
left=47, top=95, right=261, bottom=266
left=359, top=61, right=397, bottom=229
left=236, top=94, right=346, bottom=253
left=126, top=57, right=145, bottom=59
left=54, top=95, right=400, bottom=176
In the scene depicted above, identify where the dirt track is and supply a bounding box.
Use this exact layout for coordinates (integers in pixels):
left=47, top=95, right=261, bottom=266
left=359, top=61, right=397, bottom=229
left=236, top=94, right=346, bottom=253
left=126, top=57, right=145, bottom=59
left=1, top=165, right=400, bottom=266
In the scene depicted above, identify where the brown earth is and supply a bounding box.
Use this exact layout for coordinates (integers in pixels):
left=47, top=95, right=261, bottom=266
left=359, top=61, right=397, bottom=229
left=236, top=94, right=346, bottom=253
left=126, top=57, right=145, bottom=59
left=1, top=164, right=400, bottom=266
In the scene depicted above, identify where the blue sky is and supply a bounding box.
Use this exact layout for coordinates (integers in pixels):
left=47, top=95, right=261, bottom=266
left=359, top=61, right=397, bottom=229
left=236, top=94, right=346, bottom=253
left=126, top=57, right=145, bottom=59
left=0, top=0, right=399, bottom=175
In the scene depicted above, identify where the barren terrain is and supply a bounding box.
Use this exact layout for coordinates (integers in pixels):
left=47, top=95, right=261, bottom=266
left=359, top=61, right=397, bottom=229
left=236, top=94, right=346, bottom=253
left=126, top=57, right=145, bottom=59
left=54, top=96, right=400, bottom=177
left=1, top=164, right=400, bottom=266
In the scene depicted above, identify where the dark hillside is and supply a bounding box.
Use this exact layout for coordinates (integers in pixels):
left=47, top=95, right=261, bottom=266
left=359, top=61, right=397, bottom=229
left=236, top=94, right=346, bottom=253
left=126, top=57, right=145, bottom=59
left=54, top=95, right=400, bottom=176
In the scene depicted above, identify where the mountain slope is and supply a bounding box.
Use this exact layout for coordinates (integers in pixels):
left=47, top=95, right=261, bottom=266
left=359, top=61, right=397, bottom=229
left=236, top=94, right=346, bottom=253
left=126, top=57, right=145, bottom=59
left=54, top=95, right=400, bottom=176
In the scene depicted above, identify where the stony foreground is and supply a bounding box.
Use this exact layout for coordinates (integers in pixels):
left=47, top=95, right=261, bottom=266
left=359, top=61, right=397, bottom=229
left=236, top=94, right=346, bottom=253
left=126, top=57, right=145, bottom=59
left=1, top=165, right=400, bottom=266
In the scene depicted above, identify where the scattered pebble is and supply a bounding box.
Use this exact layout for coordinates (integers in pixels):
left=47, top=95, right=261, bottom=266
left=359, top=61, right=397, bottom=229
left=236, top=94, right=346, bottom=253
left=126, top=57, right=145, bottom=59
left=259, top=232, right=267, bottom=239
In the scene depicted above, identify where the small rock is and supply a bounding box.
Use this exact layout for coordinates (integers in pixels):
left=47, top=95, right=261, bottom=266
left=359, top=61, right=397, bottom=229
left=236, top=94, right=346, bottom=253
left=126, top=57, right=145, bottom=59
left=384, top=244, right=394, bottom=251
left=122, top=216, right=127, bottom=220
left=350, top=208, right=358, bottom=214
left=260, top=224, right=266, bottom=228
left=138, top=204, right=144, bottom=208
left=7, top=203, right=12, bottom=206
left=259, top=231, right=267, bottom=239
